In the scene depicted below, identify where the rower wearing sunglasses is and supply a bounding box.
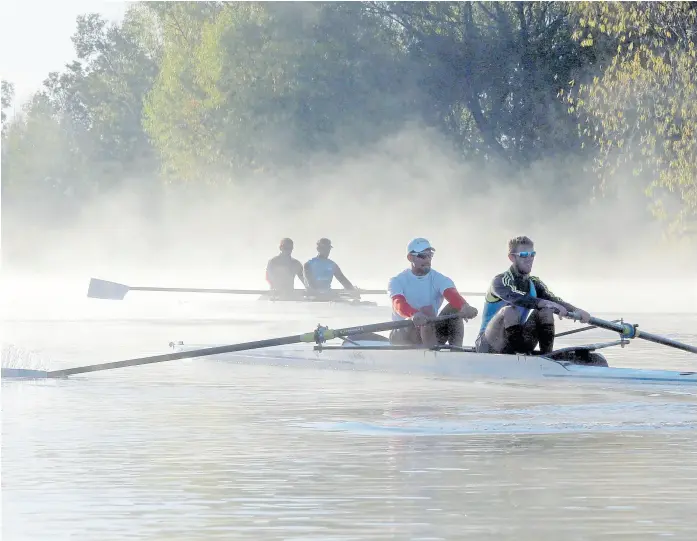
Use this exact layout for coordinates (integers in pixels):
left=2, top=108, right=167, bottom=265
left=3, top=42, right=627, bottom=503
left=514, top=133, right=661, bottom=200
left=475, top=235, right=592, bottom=355
left=388, top=238, right=479, bottom=347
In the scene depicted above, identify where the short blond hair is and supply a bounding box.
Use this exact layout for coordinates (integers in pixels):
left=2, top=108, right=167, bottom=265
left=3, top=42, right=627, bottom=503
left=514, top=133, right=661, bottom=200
left=508, top=235, right=533, bottom=253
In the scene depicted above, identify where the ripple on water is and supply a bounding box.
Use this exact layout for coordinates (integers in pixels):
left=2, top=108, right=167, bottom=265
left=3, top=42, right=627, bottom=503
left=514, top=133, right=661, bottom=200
left=302, top=400, right=697, bottom=436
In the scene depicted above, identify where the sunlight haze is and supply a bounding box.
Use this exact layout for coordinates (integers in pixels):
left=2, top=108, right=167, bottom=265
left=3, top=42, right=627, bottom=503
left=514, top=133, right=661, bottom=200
left=0, top=1, right=128, bottom=109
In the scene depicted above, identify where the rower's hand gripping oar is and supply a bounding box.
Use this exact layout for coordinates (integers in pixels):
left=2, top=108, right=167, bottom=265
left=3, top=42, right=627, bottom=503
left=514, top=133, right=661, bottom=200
left=566, top=312, right=697, bottom=355
left=4, top=314, right=462, bottom=379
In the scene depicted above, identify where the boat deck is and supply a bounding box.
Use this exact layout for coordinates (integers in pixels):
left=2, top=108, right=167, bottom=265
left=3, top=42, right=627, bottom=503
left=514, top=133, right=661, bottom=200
left=170, top=340, right=697, bottom=385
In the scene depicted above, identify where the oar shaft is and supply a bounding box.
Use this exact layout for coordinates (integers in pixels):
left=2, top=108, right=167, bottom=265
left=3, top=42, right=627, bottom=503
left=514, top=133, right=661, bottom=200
left=629, top=330, right=697, bottom=354
left=47, top=334, right=308, bottom=378
left=555, top=320, right=621, bottom=338
left=132, top=287, right=485, bottom=296
left=582, top=315, right=697, bottom=354
left=89, top=278, right=486, bottom=300
left=131, top=287, right=270, bottom=295
left=46, top=315, right=461, bottom=378
left=355, top=290, right=485, bottom=296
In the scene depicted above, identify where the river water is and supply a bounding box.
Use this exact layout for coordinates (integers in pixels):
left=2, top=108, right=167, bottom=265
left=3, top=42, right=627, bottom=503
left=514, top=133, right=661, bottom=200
left=3, top=288, right=697, bottom=540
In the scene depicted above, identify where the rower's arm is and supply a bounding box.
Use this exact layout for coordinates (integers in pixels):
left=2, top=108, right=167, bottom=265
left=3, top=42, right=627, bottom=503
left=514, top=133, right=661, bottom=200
left=334, top=264, right=355, bottom=290
left=491, top=274, right=539, bottom=309
left=265, top=259, right=275, bottom=287
left=303, top=262, right=318, bottom=290
left=295, top=260, right=306, bottom=287
left=443, top=288, right=467, bottom=310
left=533, top=278, right=578, bottom=312
left=391, top=295, right=418, bottom=317
left=437, top=274, right=466, bottom=310
left=388, top=277, right=418, bottom=317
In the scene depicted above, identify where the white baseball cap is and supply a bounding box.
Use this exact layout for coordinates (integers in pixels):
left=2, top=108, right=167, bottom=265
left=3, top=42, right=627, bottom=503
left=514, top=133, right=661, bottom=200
left=407, top=237, right=435, bottom=254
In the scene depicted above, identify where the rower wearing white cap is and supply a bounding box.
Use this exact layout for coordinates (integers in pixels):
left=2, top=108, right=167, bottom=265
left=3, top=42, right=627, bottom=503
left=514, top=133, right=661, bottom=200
left=304, top=238, right=357, bottom=296
left=387, top=238, right=478, bottom=347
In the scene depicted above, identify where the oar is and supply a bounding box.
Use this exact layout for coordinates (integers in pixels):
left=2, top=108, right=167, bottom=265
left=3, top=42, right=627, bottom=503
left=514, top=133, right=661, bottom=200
left=567, top=313, right=697, bottom=354
left=2, top=314, right=461, bottom=380
left=555, top=319, right=621, bottom=338
left=87, top=278, right=277, bottom=300
left=346, top=289, right=486, bottom=296
left=87, top=278, right=485, bottom=301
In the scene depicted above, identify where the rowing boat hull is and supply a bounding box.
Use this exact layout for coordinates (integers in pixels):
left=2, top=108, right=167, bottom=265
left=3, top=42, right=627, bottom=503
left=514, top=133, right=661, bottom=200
left=170, top=341, right=697, bottom=385
left=258, top=296, right=378, bottom=307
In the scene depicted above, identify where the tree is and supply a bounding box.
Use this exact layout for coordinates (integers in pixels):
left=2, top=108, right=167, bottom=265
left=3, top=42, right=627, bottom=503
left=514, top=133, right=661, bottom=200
left=142, top=2, right=419, bottom=182
left=1, top=80, right=14, bottom=132
left=1, top=93, right=89, bottom=220
left=563, top=1, right=697, bottom=235
left=366, top=2, right=594, bottom=165
left=2, top=6, right=163, bottom=231
left=66, top=9, right=161, bottom=184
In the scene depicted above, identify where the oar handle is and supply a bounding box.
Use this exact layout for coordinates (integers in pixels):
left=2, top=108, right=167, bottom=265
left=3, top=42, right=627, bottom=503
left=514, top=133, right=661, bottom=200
left=566, top=312, right=638, bottom=338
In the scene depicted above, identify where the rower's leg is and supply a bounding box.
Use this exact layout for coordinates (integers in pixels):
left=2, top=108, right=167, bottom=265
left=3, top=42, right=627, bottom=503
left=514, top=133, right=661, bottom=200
left=436, top=303, right=464, bottom=346
left=503, top=305, right=533, bottom=353
left=484, top=306, right=522, bottom=353
left=502, top=325, right=526, bottom=354
left=350, top=332, right=390, bottom=343
left=517, top=312, right=540, bottom=354
left=481, top=311, right=504, bottom=352
left=420, top=324, right=439, bottom=348
left=533, top=308, right=556, bottom=354
left=474, top=332, right=490, bottom=352
left=390, top=327, right=421, bottom=346
left=447, top=319, right=464, bottom=347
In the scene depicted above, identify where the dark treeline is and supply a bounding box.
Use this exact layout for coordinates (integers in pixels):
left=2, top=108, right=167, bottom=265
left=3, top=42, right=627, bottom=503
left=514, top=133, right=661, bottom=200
left=1, top=2, right=695, bottom=238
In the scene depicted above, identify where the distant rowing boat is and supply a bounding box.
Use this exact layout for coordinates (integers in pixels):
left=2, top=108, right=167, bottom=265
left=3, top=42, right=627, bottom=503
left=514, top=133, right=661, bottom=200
left=86, top=278, right=484, bottom=306
left=257, top=290, right=379, bottom=306
left=169, top=337, right=697, bottom=385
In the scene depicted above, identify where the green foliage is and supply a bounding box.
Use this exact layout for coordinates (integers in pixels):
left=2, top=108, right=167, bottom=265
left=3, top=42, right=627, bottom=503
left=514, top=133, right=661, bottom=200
left=368, top=1, right=595, bottom=163
left=1, top=80, right=14, bottom=130
left=1, top=93, right=90, bottom=221
left=2, top=7, right=161, bottom=219
left=142, top=2, right=416, bottom=181
left=564, top=1, right=697, bottom=234
left=2, top=1, right=695, bottom=236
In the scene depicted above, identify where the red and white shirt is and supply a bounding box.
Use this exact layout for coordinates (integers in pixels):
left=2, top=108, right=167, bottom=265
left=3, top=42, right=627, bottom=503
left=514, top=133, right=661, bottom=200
left=387, top=268, right=465, bottom=321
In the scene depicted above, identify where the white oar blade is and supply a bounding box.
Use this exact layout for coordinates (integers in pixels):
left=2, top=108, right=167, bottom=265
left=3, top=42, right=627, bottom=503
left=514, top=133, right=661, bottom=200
left=1, top=367, right=50, bottom=379
left=87, top=278, right=130, bottom=300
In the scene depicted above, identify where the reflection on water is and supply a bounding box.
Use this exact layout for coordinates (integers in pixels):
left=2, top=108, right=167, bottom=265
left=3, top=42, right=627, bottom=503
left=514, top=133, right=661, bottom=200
left=3, top=305, right=697, bottom=540
left=309, top=399, right=697, bottom=435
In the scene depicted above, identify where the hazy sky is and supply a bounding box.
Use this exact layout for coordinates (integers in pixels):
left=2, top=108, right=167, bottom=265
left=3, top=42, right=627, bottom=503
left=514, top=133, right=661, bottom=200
left=1, top=0, right=128, bottom=109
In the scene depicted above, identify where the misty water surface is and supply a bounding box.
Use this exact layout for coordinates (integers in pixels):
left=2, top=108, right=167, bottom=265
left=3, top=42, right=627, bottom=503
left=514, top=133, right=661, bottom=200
left=3, top=288, right=697, bottom=540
